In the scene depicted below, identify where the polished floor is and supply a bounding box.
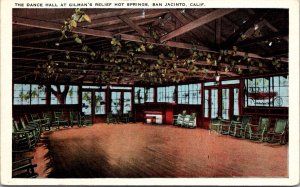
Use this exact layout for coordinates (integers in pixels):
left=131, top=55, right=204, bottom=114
left=21, top=123, right=288, bottom=178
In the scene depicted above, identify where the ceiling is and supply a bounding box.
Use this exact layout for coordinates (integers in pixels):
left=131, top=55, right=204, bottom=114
left=13, top=8, right=289, bottom=85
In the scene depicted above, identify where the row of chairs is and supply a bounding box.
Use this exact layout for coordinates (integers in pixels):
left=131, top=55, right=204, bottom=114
left=106, top=111, right=134, bottom=124
left=173, top=111, right=197, bottom=128
left=12, top=111, right=92, bottom=152
left=210, top=115, right=288, bottom=144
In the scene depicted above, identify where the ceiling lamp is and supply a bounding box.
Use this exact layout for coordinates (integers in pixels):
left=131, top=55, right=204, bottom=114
left=268, top=41, right=273, bottom=46
left=254, top=24, right=259, bottom=30
left=215, top=72, right=220, bottom=82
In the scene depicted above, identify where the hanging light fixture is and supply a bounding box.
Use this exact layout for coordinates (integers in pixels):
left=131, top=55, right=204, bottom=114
left=215, top=72, right=220, bottom=82
left=268, top=41, right=273, bottom=46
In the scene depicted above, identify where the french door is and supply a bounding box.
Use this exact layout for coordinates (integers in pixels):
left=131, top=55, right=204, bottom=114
left=204, top=88, right=219, bottom=118
left=111, top=91, right=132, bottom=114
left=82, top=91, right=106, bottom=116
left=204, top=87, right=239, bottom=120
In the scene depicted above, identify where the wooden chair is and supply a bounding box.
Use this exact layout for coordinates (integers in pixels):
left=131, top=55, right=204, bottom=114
left=267, top=119, right=288, bottom=144
left=43, top=112, right=54, bottom=129
left=220, top=115, right=240, bottom=135
left=19, top=117, right=40, bottom=140
left=245, top=117, right=270, bottom=142
left=210, top=117, right=222, bottom=133
left=70, top=111, right=80, bottom=127
left=12, top=121, right=37, bottom=152
left=12, top=157, right=38, bottom=178
left=183, top=113, right=197, bottom=128
left=53, top=111, right=69, bottom=128
left=234, top=115, right=252, bottom=138
left=106, top=112, right=117, bottom=124
left=173, top=110, right=187, bottom=126
left=79, top=112, right=92, bottom=126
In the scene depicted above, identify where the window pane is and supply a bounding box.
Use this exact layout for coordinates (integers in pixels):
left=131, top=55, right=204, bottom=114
left=178, top=85, right=188, bottom=104
left=211, top=89, right=218, bottom=118
left=31, top=84, right=46, bottom=105
left=222, top=89, right=229, bottom=119
left=123, top=92, right=132, bottom=114
left=66, top=86, right=78, bottom=104
left=13, top=84, right=30, bottom=105
left=204, top=90, right=209, bottom=118
left=111, top=92, right=121, bottom=114
left=145, top=88, right=154, bottom=102
left=82, top=91, right=92, bottom=115
left=233, top=88, right=239, bottom=115
left=95, top=92, right=105, bottom=114
left=134, top=87, right=144, bottom=104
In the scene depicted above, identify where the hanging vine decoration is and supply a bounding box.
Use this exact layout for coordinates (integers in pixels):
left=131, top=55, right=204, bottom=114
left=34, top=9, right=288, bottom=84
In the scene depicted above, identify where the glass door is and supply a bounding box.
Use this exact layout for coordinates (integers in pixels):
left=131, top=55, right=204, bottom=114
left=204, top=88, right=218, bottom=118
left=82, top=91, right=92, bottom=115
left=111, top=91, right=132, bottom=114
left=111, top=92, right=121, bottom=114
left=82, top=90, right=106, bottom=116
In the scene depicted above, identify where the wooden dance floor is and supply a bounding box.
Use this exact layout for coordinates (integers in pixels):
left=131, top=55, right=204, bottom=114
left=30, top=123, right=288, bottom=178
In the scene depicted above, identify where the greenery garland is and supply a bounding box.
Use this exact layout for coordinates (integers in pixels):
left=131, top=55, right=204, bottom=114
left=34, top=9, right=287, bottom=85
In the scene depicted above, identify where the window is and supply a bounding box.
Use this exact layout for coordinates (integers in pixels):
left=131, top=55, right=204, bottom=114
left=51, top=85, right=78, bottom=105
left=204, top=90, right=209, bottom=117
left=178, top=83, right=201, bottom=104
left=189, top=83, right=201, bottom=104
left=134, top=87, right=154, bottom=104
left=178, top=85, right=189, bottom=104
left=245, top=76, right=288, bottom=107
left=123, top=92, right=132, bottom=113
left=211, top=89, right=218, bottom=118
left=110, top=86, right=132, bottom=90
left=222, top=89, right=230, bottom=119
left=272, top=76, right=288, bottom=107
left=222, top=80, right=240, bottom=85
left=233, top=88, right=239, bottom=115
left=111, top=92, right=121, bottom=114
left=145, top=88, right=154, bottom=102
left=134, top=87, right=144, bottom=104
left=13, top=84, right=46, bottom=105
left=82, top=91, right=92, bottom=115
left=157, top=86, right=175, bottom=103
left=82, top=86, right=101, bottom=89
left=95, top=92, right=105, bottom=114
left=204, top=82, right=217, bottom=86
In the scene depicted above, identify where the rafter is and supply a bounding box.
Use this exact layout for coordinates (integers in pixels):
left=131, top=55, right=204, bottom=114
left=169, top=10, right=205, bottom=43
left=235, top=30, right=288, bottom=47
left=160, top=9, right=237, bottom=42
left=13, top=17, right=286, bottom=62
left=222, top=10, right=268, bottom=48
left=82, top=10, right=168, bottom=28
left=215, top=19, right=222, bottom=47
left=118, top=15, right=148, bottom=37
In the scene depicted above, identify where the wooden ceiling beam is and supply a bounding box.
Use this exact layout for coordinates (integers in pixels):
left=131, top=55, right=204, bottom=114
left=235, top=30, right=288, bottom=47
left=169, top=9, right=209, bottom=46
left=13, top=17, right=285, bottom=62
left=222, top=10, right=269, bottom=48
left=118, top=15, right=148, bottom=37
left=160, top=9, right=237, bottom=42
left=82, top=10, right=168, bottom=28
left=215, top=19, right=222, bottom=47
